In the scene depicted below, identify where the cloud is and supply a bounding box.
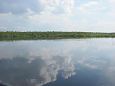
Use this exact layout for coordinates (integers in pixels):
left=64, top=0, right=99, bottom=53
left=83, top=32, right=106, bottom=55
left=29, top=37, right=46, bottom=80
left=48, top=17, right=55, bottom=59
left=0, top=0, right=75, bottom=15
left=78, top=1, right=106, bottom=13
left=0, top=0, right=115, bottom=32
left=0, top=0, right=77, bottom=31
left=39, top=0, right=75, bottom=15
left=24, top=0, right=77, bottom=31
left=108, top=0, right=115, bottom=3
left=0, top=41, right=77, bottom=86
left=0, top=54, right=76, bottom=86
left=106, top=0, right=115, bottom=16
left=0, top=0, right=41, bottom=14
left=27, top=13, right=77, bottom=31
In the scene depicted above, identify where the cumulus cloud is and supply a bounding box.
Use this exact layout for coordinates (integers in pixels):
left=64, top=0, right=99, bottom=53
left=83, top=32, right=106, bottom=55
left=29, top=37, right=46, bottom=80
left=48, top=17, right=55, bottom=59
left=27, top=0, right=76, bottom=30
left=0, top=0, right=77, bottom=31
left=0, top=0, right=75, bottom=15
left=37, top=0, right=75, bottom=15
left=0, top=0, right=115, bottom=32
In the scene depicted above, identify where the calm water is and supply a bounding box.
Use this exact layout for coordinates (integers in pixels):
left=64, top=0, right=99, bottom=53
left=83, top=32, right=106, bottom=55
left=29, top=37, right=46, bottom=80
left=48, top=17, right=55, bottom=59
left=0, top=38, right=115, bottom=86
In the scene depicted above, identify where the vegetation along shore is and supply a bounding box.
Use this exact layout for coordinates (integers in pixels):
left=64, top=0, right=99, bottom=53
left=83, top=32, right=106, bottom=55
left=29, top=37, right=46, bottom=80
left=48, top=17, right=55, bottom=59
left=0, top=32, right=115, bottom=41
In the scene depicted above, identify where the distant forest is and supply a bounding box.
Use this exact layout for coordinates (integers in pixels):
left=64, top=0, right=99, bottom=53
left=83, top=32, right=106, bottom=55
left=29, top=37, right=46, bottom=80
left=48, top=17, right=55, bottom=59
left=0, top=31, right=115, bottom=41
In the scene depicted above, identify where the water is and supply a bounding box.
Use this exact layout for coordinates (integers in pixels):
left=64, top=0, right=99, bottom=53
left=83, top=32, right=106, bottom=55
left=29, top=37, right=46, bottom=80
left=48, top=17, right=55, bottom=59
left=0, top=38, right=115, bottom=86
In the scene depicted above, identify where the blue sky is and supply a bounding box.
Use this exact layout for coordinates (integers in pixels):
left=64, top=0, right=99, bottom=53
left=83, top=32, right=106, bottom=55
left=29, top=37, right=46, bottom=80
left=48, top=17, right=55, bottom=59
left=0, top=0, right=115, bottom=32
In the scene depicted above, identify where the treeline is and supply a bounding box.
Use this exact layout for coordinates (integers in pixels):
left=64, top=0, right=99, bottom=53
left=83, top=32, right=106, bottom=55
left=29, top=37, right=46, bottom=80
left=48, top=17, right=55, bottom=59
left=0, top=31, right=115, bottom=40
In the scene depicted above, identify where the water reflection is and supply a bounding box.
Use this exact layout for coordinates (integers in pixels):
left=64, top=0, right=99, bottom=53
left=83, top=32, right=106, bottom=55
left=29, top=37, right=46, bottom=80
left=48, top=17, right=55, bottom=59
left=0, top=55, right=75, bottom=86
left=0, top=39, right=115, bottom=86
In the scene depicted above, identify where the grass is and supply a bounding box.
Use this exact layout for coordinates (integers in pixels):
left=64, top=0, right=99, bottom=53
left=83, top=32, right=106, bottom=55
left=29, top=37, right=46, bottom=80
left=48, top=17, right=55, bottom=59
left=0, top=31, right=115, bottom=41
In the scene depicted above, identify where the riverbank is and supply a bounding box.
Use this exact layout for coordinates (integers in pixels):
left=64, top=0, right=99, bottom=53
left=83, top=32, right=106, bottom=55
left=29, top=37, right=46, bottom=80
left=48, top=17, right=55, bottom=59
left=0, top=32, right=115, bottom=41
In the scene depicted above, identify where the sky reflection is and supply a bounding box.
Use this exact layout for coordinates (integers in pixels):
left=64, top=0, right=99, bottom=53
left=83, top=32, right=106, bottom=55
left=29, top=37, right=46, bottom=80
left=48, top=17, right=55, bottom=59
left=0, top=39, right=115, bottom=86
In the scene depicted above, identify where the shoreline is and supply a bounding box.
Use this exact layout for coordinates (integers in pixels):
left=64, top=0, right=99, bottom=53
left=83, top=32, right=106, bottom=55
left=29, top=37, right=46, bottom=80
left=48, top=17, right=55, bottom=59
left=0, top=32, right=115, bottom=41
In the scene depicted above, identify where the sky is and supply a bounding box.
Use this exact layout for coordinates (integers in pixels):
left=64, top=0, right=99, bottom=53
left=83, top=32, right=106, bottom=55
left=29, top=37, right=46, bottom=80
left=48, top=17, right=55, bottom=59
left=0, top=0, right=115, bottom=32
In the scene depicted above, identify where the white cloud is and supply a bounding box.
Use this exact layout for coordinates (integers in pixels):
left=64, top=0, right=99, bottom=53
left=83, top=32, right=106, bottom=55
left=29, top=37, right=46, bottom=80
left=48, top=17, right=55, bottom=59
left=23, top=0, right=77, bottom=31
left=106, top=0, right=115, bottom=16
left=78, top=1, right=106, bottom=13
left=40, top=0, right=75, bottom=16
left=62, top=0, right=75, bottom=16
left=27, top=13, right=77, bottom=31
left=0, top=0, right=115, bottom=32
left=108, top=0, right=115, bottom=3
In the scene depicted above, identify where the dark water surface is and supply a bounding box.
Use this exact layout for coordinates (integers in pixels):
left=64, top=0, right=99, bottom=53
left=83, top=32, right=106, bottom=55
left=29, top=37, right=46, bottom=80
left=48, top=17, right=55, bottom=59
left=0, top=38, right=115, bottom=86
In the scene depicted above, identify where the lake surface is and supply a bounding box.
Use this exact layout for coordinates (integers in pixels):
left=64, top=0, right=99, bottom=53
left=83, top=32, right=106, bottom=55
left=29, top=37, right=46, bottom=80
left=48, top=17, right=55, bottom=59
left=0, top=38, right=115, bottom=86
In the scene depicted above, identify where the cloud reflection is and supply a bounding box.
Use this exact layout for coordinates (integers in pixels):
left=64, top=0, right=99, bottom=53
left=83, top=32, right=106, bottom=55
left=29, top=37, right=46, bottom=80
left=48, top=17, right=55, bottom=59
left=0, top=39, right=115, bottom=86
left=0, top=54, right=75, bottom=86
